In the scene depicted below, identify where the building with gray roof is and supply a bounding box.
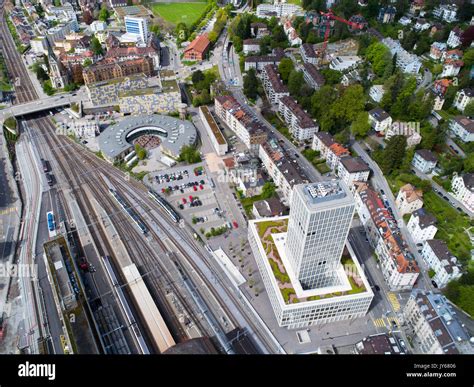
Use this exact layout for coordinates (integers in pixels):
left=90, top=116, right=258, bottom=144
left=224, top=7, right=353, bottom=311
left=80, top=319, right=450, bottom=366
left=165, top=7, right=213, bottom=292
left=98, top=115, right=197, bottom=163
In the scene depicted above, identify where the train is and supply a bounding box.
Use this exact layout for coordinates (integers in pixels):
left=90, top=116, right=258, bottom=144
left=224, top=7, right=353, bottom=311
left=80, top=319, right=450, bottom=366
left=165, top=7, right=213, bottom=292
left=148, top=190, right=181, bottom=223
left=46, top=211, right=55, bottom=232
left=109, top=188, right=148, bottom=234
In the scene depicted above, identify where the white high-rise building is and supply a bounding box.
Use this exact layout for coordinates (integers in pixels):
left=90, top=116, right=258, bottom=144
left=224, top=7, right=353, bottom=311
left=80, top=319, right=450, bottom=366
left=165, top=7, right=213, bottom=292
left=248, top=181, right=373, bottom=329
left=124, top=16, right=148, bottom=44
left=285, top=181, right=355, bottom=289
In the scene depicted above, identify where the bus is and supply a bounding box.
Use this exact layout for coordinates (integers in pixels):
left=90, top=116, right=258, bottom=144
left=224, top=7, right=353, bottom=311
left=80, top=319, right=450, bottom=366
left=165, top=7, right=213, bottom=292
left=46, top=212, right=55, bottom=232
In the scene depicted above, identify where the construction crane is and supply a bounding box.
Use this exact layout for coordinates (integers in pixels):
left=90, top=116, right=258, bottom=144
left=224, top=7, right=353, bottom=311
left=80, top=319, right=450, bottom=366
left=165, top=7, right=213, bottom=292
left=319, top=9, right=366, bottom=60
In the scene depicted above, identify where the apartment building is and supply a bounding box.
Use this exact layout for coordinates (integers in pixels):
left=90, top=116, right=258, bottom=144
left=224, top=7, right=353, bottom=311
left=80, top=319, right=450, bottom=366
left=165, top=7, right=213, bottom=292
left=261, top=64, right=289, bottom=105
left=429, top=42, right=447, bottom=61
left=406, top=208, right=437, bottom=244
left=353, top=182, right=419, bottom=290
left=368, top=107, right=392, bottom=133
left=244, top=48, right=285, bottom=71
left=258, top=138, right=308, bottom=204
left=403, top=291, right=473, bottom=354
left=447, top=27, right=462, bottom=48
left=199, top=106, right=228, bottom=156
left=337, top=156, right=370, bottom=187
left=451, top=173, right=474, bottom=212
left=243, top=39, right=261, bottom=55
left=302, top=63, right=325, bottom=90
left=300, top=43, right=318, bottom=64
left=369, top=85, right=384, bottom=103
left=453, top=88, right=474, bottom=112
left=449, top=116, right=474, bottom=143
left=421, top=240, right=462, bottom=288
left=412, top=149, right=438, bottom=173
left=214, top=95, right=268, bottom=154
left=278, top=96, right=319, bottom=142
left=382, top=37, right=422, bottom=74
left=395, top=184, right=424, bottom=216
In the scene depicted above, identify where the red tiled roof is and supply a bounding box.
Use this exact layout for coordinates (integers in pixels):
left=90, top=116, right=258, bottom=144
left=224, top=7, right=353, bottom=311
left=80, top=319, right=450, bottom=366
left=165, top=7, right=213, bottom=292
left=184, top=34, right=210, bottom=55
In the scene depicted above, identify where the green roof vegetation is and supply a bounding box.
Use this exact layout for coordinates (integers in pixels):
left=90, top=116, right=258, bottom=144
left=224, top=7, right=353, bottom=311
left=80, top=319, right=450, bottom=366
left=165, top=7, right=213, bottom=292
left=255, top=220, right=366, bottom=305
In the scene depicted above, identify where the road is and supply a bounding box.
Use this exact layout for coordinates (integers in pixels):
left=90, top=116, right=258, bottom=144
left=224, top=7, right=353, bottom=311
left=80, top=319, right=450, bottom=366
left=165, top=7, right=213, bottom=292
left=216, top=28, right=322, bottom=183
left=351, top=141, right=432, bottom=292
left=412, top=167, right=474, bottom=218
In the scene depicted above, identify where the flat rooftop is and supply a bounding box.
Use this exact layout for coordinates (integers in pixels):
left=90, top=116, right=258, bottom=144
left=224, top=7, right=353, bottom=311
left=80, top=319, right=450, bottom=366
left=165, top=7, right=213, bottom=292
left=251, top=217, right=370, bottom=305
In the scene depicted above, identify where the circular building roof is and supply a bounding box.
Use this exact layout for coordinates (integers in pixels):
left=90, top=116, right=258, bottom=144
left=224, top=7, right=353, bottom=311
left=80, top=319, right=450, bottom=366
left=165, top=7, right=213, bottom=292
left=98, top=114, right=197, bottom=160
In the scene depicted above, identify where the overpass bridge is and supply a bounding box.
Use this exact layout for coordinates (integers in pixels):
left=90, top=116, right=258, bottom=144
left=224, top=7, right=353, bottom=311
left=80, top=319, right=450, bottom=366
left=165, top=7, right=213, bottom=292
left=0, top=91, right=86, bottom=128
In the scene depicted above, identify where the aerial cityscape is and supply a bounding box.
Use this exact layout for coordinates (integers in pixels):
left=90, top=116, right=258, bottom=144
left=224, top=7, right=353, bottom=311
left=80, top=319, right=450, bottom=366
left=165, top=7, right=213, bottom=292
left=0, top=0, right=473, bottom=370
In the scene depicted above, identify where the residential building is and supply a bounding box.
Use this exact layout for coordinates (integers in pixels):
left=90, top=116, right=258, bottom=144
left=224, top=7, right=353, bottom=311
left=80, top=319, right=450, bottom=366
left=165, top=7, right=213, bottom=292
left=406, top=208, right=437, bottom=244
left=453, top=88, right=474, bottom=112
left=413, top=18, right=431, bottom=31
left=447, top=27, right=462, bottom=48
left=214, top=95, right=268, bottom=153
left=382, top=37, right=422, bottom=74
left=403, top=291, right=473, bottom=354
left=199, top=106, right=228, bottom=156
left=341, top=70, right=361, bottom=87
left=441, top=48, right=463, bottom=63
left=124, top=16, right=148, bottom=44
left=368, top=107, right=392, bottom=133
left=261, top=64, right=289, bottom=105
left=252, top=197, right=286, bottom=219
left=285, top=181, right=355, bottom=288
left=31, top=36, right=48, bottom=55
left=429, top=42, right=447, bottom=61
left=105, top=45, right=161, bottom=71
left=421, top=240, right=462, bottom=288
left=109, top=0, right=127, bottom=8
left=353, top=182, right=419, bottom=290
left=432, top=78, right=452, bottom=96
left=412, top=149, right=438, bottom=173
left=355, top=333, right=404, bottom=354
left=302, top=63, right=325, bottom=90
left=449, top=116, right=474, bottom=143
left=326, top=143, right=350, bottom=171
left=300, top=43, right=318, bottom=65
left=278, top=96, right=319, bottom=142
left=378, top=6, right=396, bottom=24
left=259, top=138, right=308, bottom=204
left=369, top=85, right=384, bottom=103
left=283, top=19, right=302, bottom=46
left=329, top=55, right=362, bottom=72
left=256, top=3, right=304, bottom=18
left=451, top=173, right=474, bottom=212
left=250, top=22, right=269, bottom=38
left=385, top=122, right=422, bottom=148
left=312, top=132, right=335, bottom=159
left=337, top=156, right=370, bottom=187
left=183, top=34, right=210, bottom=61
left=433, top=4, right=458, bottom=23
left=243, top=39, right=261, bottom=55
left=396, top=184, right=423, bottom=216
left=244, top=48, right=285, bottom=71
left=90, top=20, right=107, bottom=33
left=441, top=59, right=463, bottom=78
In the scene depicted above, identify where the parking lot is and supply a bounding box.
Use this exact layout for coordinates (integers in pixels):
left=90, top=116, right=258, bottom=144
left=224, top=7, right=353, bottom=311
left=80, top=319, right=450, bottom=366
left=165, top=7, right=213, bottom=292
left=145, top=164, right=235, bottom=235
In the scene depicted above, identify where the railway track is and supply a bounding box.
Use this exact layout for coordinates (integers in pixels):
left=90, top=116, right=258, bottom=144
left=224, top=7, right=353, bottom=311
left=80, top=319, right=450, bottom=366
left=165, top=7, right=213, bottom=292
left=32, top=116, right=209, bottom=350
left=0, top=0, right=38, bottom=104
left=30, top=118, right=281, bottom=353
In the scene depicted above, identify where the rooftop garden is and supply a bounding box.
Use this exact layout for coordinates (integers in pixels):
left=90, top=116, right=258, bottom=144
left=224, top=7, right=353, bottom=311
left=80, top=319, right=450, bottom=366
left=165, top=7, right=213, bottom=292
left=256, top=220, right=367, bottom=304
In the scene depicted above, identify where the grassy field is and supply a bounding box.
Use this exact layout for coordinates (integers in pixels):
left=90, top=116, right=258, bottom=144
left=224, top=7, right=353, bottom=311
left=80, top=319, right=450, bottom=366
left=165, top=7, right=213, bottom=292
left=151, top=2, right=207, bottom=26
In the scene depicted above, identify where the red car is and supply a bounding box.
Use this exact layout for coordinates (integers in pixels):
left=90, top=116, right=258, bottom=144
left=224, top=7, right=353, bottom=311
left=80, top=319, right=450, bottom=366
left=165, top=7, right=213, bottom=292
left=189, top=195, right=193, bottom=201
left=182, top=198, right=187, bottom=204
left=161, top=188, right=166, bottom=193
left=193, top=186, right=197, bottom=191
left=199, top=185, right=204, bottom=190
left=233, top=221, right=238, bottom=229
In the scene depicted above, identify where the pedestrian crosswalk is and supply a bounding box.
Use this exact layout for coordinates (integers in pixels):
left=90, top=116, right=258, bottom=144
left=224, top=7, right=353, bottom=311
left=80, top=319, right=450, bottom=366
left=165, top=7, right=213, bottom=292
left=373, top=316, right=401, bottom=329
left=387, top=292, right=401, bottom=312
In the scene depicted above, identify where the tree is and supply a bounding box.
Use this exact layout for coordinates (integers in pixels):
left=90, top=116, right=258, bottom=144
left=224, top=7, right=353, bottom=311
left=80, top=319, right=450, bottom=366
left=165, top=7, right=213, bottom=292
left=261, top=182, right=276, bottom=199
left=192, top=70, right=205, bottom=85
left=243, top=68, right=258, bottom=100
left=330, top=84, right=366, bottom=129
left=351, top=111, right=371, bottom=138
left=365, top=42, right=391, bottom=77
left=83, top=58, right=92, bottom=67
left=463, top=153, right=474, bottom=173
left=99, top=4, right=110, bottom=22
left=90, top=36, right=103, bottom=56
left=320, top=69, right=341, bottom=85
left=288, top=70, right=304, bottom=96
left=278, top=58, right=294, bottom=84
left=374, top=135, right=407, bottom=175
left=464, top=101, right=474, bottom=117
left=179, top=145, right=201, bottom=164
